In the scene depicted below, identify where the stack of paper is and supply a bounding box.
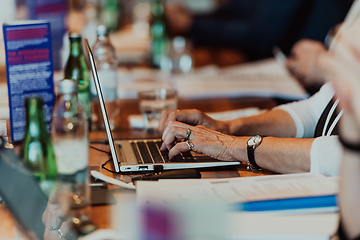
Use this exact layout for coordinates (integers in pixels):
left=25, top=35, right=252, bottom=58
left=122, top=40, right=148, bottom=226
left=136, top=173, right=339, bottom=239
left=174, top=59, right=309, bottom=100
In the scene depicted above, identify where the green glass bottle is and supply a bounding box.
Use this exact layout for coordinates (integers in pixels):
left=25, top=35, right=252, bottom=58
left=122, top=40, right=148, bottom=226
left=20, top=97, right=57, bottom=197
left=150, top=0, right=168, bottom=68
left=64, top=33, right=92, bottom=130
left=99, top=0, right=122, bottom=32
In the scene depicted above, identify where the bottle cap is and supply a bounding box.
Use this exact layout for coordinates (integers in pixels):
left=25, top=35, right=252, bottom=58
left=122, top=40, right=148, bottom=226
left=173, top=36, right=185, bottom=52
left=69, top=32, right=82, bottom=39
left=96, top=25, right=108, bottom=36
left=59, top=79, right=78, bottom=94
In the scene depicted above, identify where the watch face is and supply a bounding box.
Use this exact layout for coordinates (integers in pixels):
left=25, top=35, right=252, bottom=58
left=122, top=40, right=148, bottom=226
left=248, top=135, right=262, bottom=147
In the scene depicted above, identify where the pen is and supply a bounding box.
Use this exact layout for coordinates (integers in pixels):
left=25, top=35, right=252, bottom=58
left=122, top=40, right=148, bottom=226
left=272, top=46, right=287, bottom=66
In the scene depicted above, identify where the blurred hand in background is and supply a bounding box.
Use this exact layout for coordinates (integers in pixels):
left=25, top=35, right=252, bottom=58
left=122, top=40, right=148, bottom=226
left=286, top=39, right=327, bottom=88
left=165, top=3, right=192, bottom=36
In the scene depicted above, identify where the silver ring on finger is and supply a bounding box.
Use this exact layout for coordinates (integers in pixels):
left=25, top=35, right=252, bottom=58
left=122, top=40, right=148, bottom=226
left=57, top=229, right=66, bottom=239
left=185, top=140, right=194, bottom=150
left=184, top=128, right=191, bottom=141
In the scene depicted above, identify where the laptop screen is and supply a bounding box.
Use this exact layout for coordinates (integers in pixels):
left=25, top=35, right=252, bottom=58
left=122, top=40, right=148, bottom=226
left=84, top=39, right=120, bottom=172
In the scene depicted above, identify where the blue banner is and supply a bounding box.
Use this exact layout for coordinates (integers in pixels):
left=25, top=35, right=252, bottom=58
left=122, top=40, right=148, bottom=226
left=3, top=21, right=55, bottom=142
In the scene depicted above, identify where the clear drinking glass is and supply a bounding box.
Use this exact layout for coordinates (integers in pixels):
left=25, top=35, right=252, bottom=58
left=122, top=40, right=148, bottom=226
left=138, top=88, right=178, bottom=134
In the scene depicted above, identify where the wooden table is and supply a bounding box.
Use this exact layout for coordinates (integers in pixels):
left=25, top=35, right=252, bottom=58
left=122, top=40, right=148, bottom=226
left=89, top=96, right=277, bottom=229
left=0, top=96, right=277, bottom=238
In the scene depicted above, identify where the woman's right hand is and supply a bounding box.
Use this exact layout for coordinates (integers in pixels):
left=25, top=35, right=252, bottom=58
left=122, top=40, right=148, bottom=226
left=158, top=109, right=230, bottom=135
left=160, top=120, right=244, bottom=162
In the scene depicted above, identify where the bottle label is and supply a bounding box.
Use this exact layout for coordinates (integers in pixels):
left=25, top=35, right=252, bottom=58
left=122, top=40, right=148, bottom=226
left=54, top=138, right=89, bottom=175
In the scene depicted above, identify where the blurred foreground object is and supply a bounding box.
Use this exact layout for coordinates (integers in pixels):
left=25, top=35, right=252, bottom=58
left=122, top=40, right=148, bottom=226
left=20, top=97, right=57, bottom=198
left=51, top=80, right=91, bottom=231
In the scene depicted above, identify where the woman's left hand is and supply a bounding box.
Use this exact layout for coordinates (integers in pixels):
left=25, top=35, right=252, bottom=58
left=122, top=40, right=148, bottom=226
left=160, top=120, right=243, bottom=162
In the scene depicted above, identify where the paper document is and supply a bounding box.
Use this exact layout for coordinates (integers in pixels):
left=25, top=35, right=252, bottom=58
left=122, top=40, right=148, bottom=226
left=227, top=212, right=339, bottom=240
left=116, top=68, right=174, bottom=99
left=136, top=173, right=338, bottom=209
left=136, top=173, right=339, bottom=239
left=129, top=107, right=265, bottom=129
left=174, top=59, right=309, bottom=100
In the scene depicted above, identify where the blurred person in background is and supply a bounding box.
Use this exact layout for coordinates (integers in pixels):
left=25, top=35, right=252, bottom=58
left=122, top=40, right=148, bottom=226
left=286, top=3, right=358, bottom=91
left=309, top=15, right=360, bottom=239
left=286, top=22, right=343, bottom=92
left=165, top=0, right=352, bottom=61
left=157, top=1, right=360, bottom=177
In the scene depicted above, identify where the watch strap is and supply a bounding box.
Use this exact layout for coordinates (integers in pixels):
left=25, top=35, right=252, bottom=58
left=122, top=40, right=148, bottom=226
left=246, top=135, right=265, bottom=171
left=247, top=145, right=262, bottom=171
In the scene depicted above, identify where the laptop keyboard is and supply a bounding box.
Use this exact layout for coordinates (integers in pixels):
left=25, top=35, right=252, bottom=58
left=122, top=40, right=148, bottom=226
left=131, top=140, right=196, bottom=164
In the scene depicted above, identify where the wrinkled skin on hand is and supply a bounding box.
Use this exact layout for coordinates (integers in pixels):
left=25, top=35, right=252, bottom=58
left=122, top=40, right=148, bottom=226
left=160, top=120, right=242, bottom=161
left=42, top=201, right=72, bottom=240
left=158, top=109, right=229, bottom=135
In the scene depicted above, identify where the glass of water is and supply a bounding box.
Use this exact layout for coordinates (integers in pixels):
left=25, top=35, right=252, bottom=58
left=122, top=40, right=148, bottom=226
left=138, top=88, right=178, bottom=134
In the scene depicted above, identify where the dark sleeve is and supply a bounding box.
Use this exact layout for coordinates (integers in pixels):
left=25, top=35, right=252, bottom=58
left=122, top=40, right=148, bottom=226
left=188, top=0, right=303, bottom=59
left=188, top=0, right=351, bottom=60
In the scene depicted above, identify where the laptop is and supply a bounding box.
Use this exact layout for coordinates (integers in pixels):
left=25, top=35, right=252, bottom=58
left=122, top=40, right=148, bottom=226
left=84, top=39, right=240, bottom=173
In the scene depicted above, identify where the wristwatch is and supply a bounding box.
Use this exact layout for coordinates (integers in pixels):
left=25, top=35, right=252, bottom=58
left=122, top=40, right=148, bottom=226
left=246, top=135, right=264, bottom=171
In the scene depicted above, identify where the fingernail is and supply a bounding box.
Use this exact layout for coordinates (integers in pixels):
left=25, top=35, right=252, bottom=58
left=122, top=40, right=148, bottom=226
left=160, top=142, right=166, bottom=151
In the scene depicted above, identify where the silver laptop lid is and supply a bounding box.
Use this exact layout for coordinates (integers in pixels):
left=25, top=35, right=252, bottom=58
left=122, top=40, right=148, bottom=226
left=84, top=39, right=120, bottom=172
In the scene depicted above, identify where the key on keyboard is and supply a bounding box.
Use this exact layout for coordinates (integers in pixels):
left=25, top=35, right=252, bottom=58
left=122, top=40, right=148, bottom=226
left=136, top=142, right=153, bottom=164
left=133, top=140, right=196, bottom=164
left=131, top=142, right=143, bottom=164
left=147, top=141, right=164, bottom=163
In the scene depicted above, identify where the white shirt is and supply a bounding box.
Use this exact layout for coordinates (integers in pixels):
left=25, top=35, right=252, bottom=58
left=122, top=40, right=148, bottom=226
left=276, top=83, right=342, bottom=176
left=273, top=0, right=360, bottom=176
